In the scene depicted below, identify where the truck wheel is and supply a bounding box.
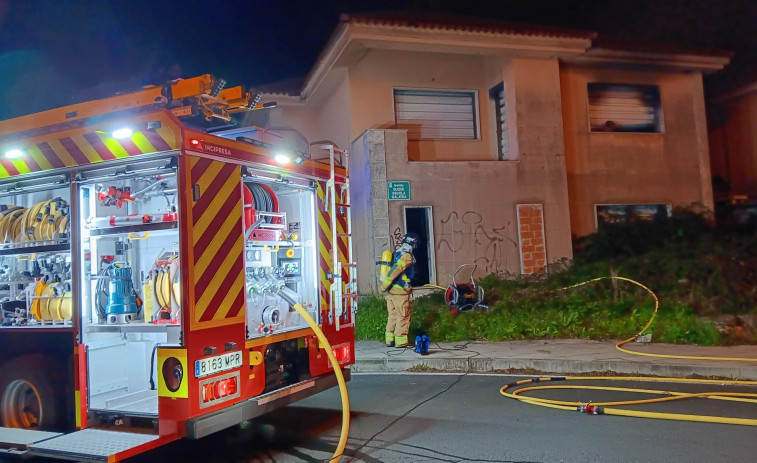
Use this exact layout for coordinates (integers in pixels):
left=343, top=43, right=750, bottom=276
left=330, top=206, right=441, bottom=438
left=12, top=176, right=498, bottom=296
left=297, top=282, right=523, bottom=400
left=0, top=356, right=62, bottom=430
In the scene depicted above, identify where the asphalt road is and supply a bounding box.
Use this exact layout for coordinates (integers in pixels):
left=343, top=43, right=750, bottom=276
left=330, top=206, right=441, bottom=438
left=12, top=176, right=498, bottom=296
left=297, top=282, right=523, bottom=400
left=133, top=373, right=755, bottom=463
left=8, top=373, right=757, bottom=462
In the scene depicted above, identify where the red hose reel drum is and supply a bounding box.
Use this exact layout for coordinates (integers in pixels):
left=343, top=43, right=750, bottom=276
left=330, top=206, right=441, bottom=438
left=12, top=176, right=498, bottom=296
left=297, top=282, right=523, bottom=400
left=243, top=183, right=279, bottom=231
left=243, top=184, right=254, bottom=229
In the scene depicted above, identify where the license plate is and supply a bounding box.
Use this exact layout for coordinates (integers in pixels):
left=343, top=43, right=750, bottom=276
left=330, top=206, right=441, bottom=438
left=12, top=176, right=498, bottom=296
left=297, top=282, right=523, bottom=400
left=194, top=351, right=243, bottom=378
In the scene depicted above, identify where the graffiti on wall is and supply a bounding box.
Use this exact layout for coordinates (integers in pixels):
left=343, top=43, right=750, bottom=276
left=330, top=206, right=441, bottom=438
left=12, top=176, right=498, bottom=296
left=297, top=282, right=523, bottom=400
left=437, top=211, right=518, bottom=275
left=391, top=227, right=404, bottom=250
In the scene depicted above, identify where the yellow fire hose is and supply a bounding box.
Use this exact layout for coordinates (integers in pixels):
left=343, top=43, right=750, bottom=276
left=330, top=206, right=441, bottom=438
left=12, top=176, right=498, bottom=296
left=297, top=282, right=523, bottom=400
left=500, top=276, right=757, bottom=426
left=557, top=276, right=757, bottom=362
left=500, top=376, right=757, bottom=426
left=277, top=289, right=350, bottom=463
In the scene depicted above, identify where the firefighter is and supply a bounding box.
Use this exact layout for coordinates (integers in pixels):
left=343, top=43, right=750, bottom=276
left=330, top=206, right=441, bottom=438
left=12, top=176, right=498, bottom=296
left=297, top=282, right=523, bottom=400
left=380, top=232, right=419, bottom=347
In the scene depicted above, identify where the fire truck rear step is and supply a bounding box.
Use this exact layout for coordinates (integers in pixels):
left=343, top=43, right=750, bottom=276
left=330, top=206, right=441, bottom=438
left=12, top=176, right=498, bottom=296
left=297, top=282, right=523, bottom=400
left=0, top=427, right=63, bottom=455
left=27, top=429, right=159, bottom=462
left=187, top=369, right=350, bottom=439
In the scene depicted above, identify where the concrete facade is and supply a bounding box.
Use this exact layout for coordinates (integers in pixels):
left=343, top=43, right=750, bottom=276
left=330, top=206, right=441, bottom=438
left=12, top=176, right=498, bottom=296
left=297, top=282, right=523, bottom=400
left=560, top=65, right=716, bottom=236
left=709, top=86, right=757, bottom=202
left=257, top=15, right=728, bottom=294
left=341, top=50, right=576, bottom=291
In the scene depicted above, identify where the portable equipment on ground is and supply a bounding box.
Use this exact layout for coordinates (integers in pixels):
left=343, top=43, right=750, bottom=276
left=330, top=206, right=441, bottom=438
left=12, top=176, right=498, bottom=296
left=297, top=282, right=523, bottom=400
left=444, top=264, right=487, bottom=316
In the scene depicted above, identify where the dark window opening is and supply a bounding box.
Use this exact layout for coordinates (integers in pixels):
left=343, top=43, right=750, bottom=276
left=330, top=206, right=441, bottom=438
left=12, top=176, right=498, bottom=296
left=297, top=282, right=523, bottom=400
left=489, top=82, right=509, bottom=159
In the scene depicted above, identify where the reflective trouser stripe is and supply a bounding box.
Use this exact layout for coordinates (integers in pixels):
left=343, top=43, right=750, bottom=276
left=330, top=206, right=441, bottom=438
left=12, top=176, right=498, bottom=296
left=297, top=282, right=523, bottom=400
left=395, top=335, right=408, bottom=346
left=385, top=332, right=395, bottom=344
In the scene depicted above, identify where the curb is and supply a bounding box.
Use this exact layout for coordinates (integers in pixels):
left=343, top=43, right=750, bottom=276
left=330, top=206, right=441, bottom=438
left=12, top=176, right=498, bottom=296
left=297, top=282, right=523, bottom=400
left=352, top=357, right=757, bottom=380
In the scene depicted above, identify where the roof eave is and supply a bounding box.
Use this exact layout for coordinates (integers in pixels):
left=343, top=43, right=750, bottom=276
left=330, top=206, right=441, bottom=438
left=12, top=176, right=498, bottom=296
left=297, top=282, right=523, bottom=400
left=349, top=23, right=594, bottom=57
left=567, top=48, right=731, bottom=74
left=293, top=21, right=593, bottom=105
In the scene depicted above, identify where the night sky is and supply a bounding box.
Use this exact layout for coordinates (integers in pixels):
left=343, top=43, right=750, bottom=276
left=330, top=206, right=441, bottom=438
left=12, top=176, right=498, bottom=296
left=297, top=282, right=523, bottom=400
left=1, top=0, right=756, bottom=120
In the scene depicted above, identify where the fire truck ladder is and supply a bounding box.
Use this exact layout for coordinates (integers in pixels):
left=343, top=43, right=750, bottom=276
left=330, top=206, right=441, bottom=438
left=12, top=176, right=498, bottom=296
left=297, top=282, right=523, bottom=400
left=324, top=144, right=357, bottom=331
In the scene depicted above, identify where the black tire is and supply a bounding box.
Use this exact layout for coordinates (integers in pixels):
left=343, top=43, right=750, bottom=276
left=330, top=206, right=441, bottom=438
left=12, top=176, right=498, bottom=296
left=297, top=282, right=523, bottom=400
left=0, top=355, right=63, bottom=431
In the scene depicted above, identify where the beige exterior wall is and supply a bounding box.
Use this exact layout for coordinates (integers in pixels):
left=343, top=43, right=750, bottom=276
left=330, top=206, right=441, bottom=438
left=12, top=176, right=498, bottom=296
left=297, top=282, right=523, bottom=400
left=350, top=50, right=497, bottom=161
left=709, top=91, right=757, bottom=199
left=269, top=69, right=352, bottom=158
left=560, top=65, right=714, bottom=237
left=315, top=69, right=352, bottom=152
left=269, top=42, right=717, bottom=292
left=345, top=51, right=574, bottom=285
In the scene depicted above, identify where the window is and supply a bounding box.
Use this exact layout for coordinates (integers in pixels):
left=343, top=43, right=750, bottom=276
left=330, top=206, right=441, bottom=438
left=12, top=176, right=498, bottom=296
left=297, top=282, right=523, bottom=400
left=595, top=203, right=672, bottom=229
left=393, top=89, right=478, bottom=140
left=588, top=83, right=663, bottom=133
left=489, top=82, right=510, bottom=159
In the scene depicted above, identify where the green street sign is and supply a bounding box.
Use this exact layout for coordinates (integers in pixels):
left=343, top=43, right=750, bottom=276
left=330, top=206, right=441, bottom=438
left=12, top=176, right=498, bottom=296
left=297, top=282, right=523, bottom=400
left=387, top=181, right=410, bottom=201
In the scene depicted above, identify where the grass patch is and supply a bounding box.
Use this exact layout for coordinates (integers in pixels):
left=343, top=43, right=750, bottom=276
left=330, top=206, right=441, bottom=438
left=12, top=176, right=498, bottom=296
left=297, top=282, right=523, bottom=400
left=356, top=209, right=757, bottom=346
left=407, top=364, right=438, bottom=372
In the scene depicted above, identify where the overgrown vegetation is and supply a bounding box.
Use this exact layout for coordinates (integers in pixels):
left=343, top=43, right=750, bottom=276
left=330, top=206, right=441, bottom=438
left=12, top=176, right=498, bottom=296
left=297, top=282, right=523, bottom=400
left=356, top=208, right=757, bottom=346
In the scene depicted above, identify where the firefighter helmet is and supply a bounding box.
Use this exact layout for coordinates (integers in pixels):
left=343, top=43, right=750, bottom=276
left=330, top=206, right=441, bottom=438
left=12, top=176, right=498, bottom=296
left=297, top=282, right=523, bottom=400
left=402, top=232, right=420, bottom=250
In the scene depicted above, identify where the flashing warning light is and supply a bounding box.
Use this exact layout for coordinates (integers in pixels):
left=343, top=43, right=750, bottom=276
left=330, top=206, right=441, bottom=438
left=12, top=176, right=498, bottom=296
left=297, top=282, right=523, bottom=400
left=190, top=138, right=201, bottom=146
left=4, top=149, right=23, bottom=159
left=112, top=128, right=133, bottom=139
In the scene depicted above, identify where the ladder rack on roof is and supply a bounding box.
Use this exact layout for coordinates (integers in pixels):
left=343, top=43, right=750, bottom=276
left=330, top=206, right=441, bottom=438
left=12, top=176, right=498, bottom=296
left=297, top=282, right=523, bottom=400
left=0, top=74, right=272, bottom=140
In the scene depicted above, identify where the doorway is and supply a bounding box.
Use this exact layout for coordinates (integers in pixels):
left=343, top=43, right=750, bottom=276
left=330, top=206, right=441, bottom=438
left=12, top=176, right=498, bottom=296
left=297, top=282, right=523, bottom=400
left=404, top=206, right=435, bottom=287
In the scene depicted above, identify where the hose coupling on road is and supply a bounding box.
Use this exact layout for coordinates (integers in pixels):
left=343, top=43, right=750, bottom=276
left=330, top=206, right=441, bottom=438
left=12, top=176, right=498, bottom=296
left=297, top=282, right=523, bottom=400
left=577, top=403, right=604, bottom=415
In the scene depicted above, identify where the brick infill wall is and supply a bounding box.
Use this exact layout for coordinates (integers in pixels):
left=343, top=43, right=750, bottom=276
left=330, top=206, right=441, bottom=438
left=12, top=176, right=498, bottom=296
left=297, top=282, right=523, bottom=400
left=516, top=204, right=546, bottom=274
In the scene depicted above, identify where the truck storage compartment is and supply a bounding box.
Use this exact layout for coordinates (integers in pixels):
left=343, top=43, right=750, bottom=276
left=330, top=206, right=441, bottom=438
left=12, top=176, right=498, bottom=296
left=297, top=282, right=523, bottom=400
left=242, top=174, right=319, bottom=339
left=78, top=159, right=182, bottom=417
left=0, top=176, right=71, bottom=328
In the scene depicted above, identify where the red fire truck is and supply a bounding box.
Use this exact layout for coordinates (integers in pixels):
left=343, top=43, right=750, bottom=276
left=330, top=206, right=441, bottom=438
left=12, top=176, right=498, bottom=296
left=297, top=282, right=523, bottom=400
left=0, top=75, right=355, bottom=461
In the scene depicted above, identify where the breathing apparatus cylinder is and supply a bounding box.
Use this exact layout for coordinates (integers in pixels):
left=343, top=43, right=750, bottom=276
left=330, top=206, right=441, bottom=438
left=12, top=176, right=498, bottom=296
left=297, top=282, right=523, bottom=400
left=379, top=250, right=392, bottom=280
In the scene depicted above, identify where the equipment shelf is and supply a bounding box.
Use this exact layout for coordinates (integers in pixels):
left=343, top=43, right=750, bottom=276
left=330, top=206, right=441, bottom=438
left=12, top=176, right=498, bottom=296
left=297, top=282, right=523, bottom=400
left=85, top=323, right=181, bottom=334
left=0, top=242, right=70, bottom=257
left=87, top=221, right=178, bottom=237
left=246, top=240, right=301, bottom=248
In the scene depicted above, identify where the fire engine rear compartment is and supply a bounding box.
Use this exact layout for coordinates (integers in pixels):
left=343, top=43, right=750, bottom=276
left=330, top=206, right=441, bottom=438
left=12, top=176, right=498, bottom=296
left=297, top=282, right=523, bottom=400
left=0, top=153, right=332, bottom=428
left=79, top=158, right=321, bottom=419
left=78, top=158, right=181, bottom=418
left=0, top=157, right=345, bottom=458
left=0, top=76, right=356, bottom=462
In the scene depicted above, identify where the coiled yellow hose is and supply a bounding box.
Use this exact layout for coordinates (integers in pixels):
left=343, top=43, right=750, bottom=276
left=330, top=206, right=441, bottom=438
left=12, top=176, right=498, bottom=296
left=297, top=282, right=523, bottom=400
left=500, top=375, right=757, bottom=425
